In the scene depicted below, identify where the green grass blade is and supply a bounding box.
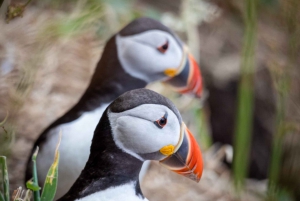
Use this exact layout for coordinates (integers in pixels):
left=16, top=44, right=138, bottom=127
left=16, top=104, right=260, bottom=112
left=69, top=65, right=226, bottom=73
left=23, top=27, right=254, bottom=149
left=194, top=108, right=211, bottom=150
left=32, top=147, right=41, bottom=201
left=267, top=0, right=299, bottom=198
left=0, top=157, right=9, bottom=201
left=0, top=193, right=4, bottom=201
left=267, top=97, right=286, bottom=197
left=232, top=0, right=258, bottom=192
left=41, top=133, right=61, bottom=201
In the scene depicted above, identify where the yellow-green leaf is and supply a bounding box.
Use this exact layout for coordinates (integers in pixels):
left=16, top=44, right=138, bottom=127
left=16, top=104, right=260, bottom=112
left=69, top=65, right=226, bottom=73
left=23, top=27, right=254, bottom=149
left=41, top=132, right=61, bottom=201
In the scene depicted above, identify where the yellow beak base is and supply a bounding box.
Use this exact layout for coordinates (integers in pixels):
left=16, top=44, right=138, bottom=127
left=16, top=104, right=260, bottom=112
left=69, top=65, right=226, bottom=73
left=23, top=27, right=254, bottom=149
left=164, top=69, right=178, bottom=77
left=160, top=145, right=175, bottom=156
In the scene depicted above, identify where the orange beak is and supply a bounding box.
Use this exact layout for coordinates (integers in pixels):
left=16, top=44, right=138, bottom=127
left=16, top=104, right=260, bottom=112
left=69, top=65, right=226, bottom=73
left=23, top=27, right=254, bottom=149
left=159, top=123, right=203, bottom=182
left=164, top=50, right=203, bottom=98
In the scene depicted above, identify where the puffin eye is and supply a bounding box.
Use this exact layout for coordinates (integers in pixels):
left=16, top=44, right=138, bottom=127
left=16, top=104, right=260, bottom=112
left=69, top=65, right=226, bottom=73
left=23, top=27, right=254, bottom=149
left=157, top=41, right=169, bottom=53
left=154, top=113, right=168, bottom=129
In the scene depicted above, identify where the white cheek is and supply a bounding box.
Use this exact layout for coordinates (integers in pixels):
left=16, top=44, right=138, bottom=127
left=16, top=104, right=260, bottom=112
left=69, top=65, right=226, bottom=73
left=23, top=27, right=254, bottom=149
left=118, top=39, right=158, bottom=77
left=116, top=31, right=183, bottom=83
left=115, top=116, right=162, bottom=153
left=108, top=104, right=181, bottom=156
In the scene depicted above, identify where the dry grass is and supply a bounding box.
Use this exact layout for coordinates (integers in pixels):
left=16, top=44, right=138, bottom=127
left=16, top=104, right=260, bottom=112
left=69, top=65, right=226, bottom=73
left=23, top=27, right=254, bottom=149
left=0, top=7, right=102, bottom=190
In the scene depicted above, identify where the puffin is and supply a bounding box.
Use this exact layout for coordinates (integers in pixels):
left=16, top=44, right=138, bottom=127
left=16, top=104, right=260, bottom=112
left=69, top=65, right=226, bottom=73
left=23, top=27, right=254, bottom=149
left=25, top=17, right=203, bottom=199
left=57, top=88, right=203, bottom=201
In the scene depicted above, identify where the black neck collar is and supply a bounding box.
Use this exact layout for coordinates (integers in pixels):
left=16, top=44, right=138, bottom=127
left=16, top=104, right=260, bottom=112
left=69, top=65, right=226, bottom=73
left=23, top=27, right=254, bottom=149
left=58, top=111, right=144, bottom=201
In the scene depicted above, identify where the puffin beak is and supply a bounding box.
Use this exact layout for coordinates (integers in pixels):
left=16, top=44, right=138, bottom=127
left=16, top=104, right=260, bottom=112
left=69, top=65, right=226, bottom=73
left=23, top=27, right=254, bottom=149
left=163, top=47, right=203, bottom=98
left=159, top=123, right=203, bottom=182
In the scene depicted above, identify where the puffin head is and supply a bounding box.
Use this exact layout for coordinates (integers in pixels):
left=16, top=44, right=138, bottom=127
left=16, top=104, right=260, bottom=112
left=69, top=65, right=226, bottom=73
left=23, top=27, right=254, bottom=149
left=116, top=17, right=203, bottom=98
left=107, top=88, right=203, bottom=182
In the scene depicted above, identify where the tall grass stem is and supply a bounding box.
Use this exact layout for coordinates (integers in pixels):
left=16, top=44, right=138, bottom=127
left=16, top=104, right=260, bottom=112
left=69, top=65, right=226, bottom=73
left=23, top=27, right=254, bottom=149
left=232, top=0, right=258, bottom=192
left=32, top=148, right=41, bottom=201
left=268, top=0, right=300, bottom=197
left=0, top=157, right=9, bottom=201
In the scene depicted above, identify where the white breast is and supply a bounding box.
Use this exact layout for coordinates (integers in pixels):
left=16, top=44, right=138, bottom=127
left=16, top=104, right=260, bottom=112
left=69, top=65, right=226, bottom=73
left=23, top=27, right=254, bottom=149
left=75, top=182, right=149, bottom=201
left=37, top=104, right=109, bottom=199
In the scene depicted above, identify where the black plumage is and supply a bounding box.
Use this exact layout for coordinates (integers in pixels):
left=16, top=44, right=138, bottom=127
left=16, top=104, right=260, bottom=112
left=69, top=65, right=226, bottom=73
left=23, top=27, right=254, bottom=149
left=58, top=88, right=181, bottom=200
left=25, top=29, right=147, bottom=183
left=25, top=17, right=195, bottom=197
left=57, top=109, right=143, bottom=201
